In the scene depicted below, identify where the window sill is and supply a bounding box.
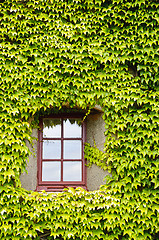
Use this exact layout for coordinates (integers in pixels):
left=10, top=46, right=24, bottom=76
left=36, top=185, right=87, bottom=192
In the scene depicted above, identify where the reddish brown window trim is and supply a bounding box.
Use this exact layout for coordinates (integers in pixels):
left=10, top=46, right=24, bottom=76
left=36, top=113, right=87, bottom=192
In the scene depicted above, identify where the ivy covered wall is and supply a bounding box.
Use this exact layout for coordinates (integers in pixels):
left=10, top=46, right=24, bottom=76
left=0, top=0, right=158, bottom=239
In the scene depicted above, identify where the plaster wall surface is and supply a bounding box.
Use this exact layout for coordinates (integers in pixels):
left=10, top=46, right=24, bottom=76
left=20, top=129, right=38, bottom=191
left=86, top=113, right=110, bottom=191
left=21, top=113, right=110, bottom=191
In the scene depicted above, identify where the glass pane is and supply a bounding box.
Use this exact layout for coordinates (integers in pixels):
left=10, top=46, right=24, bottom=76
left=43, top=118, right=61, bottom=138
left=63, top=161, right=82, bottom=181
left=42, top=161, right=61, bottom=181
left=43, top=140, right=61, bottom=159
left=64, top=119, right=82, bottom=138
left=64, top=140, right=82, bottom=159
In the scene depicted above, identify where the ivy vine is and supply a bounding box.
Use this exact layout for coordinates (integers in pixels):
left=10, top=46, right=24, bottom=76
left=0, top=0, right=158, bottom=239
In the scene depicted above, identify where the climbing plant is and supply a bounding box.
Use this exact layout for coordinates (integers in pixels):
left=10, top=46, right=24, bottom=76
left=0, top=0, right=159, bottom=239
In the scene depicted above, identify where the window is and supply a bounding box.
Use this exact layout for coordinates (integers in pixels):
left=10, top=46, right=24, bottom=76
left=36, top=114, right=86, bottom=191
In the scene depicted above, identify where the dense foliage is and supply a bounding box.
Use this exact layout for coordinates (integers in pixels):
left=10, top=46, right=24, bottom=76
left=0, top=0, right=159, bottom=239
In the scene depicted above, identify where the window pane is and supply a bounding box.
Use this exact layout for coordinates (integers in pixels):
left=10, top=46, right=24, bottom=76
left=42, top=161, right=61, bottom=181
left=43, top=119, right=61, bottom=138
left=64, top=119, right=82, bottom=138
left=63, top=161, right=82, bottom=181
left=43, top=140, right=61, bottom=159
left=64, top=140, right=82, bottom=159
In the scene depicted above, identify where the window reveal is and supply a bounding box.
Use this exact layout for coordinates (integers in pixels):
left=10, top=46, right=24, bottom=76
left=36, top=115, right=86, bottom=191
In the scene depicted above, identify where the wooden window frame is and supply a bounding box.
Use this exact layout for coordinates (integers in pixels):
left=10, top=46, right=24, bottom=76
left=36, top=113, right=87, bottom=192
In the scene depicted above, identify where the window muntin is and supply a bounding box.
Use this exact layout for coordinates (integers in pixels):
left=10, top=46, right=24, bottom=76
left=37, top=115, right=86, bottom=191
